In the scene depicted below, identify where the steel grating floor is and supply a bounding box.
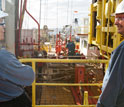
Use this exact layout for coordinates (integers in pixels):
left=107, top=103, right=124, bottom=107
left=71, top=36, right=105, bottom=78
left=40, top=86, right=75, bottom=105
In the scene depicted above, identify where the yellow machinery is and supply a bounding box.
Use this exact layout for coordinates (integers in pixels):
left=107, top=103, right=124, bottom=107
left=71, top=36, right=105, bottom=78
left=88, top=0, right=123, bottom=59
left=34, top=43, right=51, bottom=53
left=40, top=44, right=51, bottom=53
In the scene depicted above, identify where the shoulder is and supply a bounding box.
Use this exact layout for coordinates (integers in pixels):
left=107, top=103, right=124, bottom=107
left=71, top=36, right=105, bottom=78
left=113, top=42, right=124, bottom=54
left=118, top=41, right=124, bottom=49
left=0, top=49, right=17, bottom=64
left=0, top=49, right=12, bottom=54
left=121, top=43, right=124, bottom=49
left=0, top=49, right=15, bottom=58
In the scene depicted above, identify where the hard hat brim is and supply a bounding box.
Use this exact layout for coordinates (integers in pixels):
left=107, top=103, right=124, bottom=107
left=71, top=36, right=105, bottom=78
left=0, top=11, right=8, bottom=18
left=115, top=1, right=124, bottom=15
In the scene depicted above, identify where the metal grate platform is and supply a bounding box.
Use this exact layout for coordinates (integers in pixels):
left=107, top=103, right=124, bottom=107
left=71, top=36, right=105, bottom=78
left=40, top=86, right=75, bottom=105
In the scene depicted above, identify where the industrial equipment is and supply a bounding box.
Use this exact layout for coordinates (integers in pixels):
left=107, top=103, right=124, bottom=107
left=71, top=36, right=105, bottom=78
left=88, top=0, right=123, bottom=59
left=55, top=25, right=81, bottom=58
left=15, top=0, right=52, bottom=58
left=1, top=0, right=119, bottom=107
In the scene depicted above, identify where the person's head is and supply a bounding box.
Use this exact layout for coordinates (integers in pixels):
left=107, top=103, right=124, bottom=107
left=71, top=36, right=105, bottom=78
left=115, top=1, right=124, bottom=35
left=67, top=39, right=70, bottom=43
left=0, top=11, right=8, bottom=41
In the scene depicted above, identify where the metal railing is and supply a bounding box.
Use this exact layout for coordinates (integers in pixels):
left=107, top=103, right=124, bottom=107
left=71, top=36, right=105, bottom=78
left=19, top=58, right=109, bottom=107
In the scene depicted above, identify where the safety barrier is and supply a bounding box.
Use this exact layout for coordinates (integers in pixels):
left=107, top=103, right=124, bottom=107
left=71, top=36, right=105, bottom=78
left=19, top=58, right=109, bottom=107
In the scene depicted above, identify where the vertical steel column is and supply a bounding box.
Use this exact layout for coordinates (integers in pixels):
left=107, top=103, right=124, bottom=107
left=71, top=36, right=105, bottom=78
left=100, top=0, right=106, bottom=54
left=88, top=4, right=93, bottom=44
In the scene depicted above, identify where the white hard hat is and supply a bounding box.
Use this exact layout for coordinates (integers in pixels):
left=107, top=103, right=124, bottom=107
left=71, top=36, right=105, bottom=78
left=0, top=10, right=8, bottom=18
left=38, top=53, right=42, bottom=57
left=115, top=1, right=124, bottom=14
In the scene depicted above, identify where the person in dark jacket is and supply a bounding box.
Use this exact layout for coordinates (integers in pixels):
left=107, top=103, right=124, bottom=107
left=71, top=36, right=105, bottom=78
left=97, top=1, right=124, bottom=107
left=66, top=40, right=75, bottom=59
left=0, top=11, right=34, bottom=107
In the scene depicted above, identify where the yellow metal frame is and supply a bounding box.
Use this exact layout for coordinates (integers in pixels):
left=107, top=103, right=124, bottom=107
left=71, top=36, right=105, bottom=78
left=20, top=58, right=108, bottom=107
left=20, top=58, right=108, bottom=63
left=88, top=0, right=123, bottom=59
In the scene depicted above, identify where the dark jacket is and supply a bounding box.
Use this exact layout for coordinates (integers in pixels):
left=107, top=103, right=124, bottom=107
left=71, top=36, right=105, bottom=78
left=97, top=41, right=124, bottom=107
left=66, top=41, right=75, bottom=56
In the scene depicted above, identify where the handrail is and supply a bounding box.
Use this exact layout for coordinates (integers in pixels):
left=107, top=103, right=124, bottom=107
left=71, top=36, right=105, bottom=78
left=24, top=0, right=40, bottom=50
left=19, top=58, right=109, bottom=63
left=19, top=58, right=108, bottom=107
left=35, top=105, right=95, bottom=107
left=83, top=91, right=89, bottom=106
left=35, top=83, right=102, bottom=86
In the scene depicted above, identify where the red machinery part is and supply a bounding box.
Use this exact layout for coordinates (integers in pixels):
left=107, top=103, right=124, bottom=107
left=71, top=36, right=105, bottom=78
left=72, top=64, right=97, bottom=105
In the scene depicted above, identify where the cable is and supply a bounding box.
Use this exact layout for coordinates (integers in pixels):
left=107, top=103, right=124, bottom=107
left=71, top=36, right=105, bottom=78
left=44, top=0, right=48, bottom=25
left=39, top=0, right=42, bottom=25
left=44, top=0, right=46, bottom=25
left=45, top=0, right=48, bottom=25
left=56, top=0, right=58, bottom=33
left=70, top=0, right=73, bottom=24
left=67, top=0, right=70, bottom=25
